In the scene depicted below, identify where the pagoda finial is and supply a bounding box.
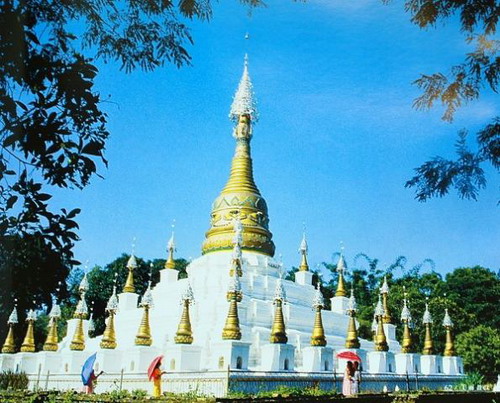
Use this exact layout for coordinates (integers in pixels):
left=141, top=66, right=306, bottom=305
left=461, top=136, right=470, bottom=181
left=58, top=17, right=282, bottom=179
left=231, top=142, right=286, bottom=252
left=335, top=243, right=347, bottom=297
left=20, top=306, right=37, bottom=353
left=175, top=282, right=195, bottom=344
left=43, top=290, right=61, bottom=352
left=442, top=298, right=455, bottom=356
left=422, top=297, right=434, bottom=355
left=101, top=274, right=119, bottom=349
left=165, top=220, right=176, bottom=269
left=345, top=286, right=360, bottom=349
left=71, top=271, right=89, bottom=351
left=298, top=224, right=309, bottom=272
left=229, top=54, right=258, bottom=124
left=374, top=294, right=389, bottom=352
left=270, top=277, right=288, bottom=344
left=222, top=257, right=243, bottom=340
left=135, top=279, right=154, bottom=346
left=400, top=287, right=413, bottom=353
left=380, top=275, right=392, bottom=324
left=202, top=55, right=274, bottom=257
left=123, top=238, right=137, bottom=293
left=2, top=299, right=18, bottom=354
left=310, top=283, right=327, bottom=346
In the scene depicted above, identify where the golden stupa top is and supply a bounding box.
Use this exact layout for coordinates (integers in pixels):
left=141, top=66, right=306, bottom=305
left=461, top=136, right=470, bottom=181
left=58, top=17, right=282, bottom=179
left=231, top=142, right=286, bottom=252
left=202, top=56, right=275, bottom=256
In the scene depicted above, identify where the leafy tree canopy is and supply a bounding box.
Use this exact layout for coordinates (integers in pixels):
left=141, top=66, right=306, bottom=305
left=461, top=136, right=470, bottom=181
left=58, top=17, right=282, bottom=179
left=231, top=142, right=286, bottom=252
left=386, top=0, right=500, bottom=202
left=0, top=0, right=260, bottom=341
left=456, top=325, right=500, bottom=382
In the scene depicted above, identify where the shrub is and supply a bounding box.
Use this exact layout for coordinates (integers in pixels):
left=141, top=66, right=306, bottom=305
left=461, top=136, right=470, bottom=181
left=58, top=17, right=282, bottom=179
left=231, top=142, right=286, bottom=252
left=0, top=371, right=29, bottom=391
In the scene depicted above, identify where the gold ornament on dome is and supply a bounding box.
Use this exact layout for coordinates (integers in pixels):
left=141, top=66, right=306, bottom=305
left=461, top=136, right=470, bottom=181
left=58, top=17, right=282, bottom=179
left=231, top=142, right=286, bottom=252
left=202, top=57, right=275, bottom=257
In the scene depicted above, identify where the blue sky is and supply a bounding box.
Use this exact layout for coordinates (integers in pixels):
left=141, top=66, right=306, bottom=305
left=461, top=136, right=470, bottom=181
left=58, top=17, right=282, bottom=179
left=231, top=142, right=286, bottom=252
left=51, top=0, right=499, bottom=276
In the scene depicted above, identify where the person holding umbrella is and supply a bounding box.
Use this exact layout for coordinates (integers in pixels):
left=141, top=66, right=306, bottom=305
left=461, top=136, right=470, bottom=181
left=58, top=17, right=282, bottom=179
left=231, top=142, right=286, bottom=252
left=148, top=355, right=166, bottom=397
left=81, top=353, right=104, bottom=394
left=336, top=351, right=362, bottom=397
left=352, top=361, right=361, bottom=395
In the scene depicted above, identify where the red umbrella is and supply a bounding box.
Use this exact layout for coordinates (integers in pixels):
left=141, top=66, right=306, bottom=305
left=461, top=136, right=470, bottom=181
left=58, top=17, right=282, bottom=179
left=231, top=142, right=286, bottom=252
left=148, top=355, right=164, bottom=381
left=336, top=351, right=361, bottom=362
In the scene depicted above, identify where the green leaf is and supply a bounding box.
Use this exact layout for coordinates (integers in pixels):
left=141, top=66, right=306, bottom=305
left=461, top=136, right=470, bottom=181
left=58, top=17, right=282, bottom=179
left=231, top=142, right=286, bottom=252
left=2, top=132, right=23, bottom=147
left=6, top=196, right=18, bottom=210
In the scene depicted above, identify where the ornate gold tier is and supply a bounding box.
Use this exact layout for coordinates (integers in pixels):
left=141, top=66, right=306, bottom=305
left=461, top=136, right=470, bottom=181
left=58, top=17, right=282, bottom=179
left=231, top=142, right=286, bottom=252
left=310, top=307, right=327, bottom=346
left=2, top=324, right=16, bottom=354
left=100, top=314, right=117, bottom=349
left=20, top=321, right=35, bottom=353
left=422, top=323, right=434, bottom=355
left=374, top=316, right=389, bottom=352
left=175, top=300, right=193, bottom=344
left=70, top=317, right=85, bottom=351
left=382, top=293, right=392, bottom=324
left=135, top=306, right=152, bottom=346
left=202, top=115, right=275, bottom=256
left=401, top=321, right=413, bottom=353
left=335, top=272, right=347, bottom=297
left=123, top=268, right=135, bottom=293
left=222, top=295, right=242, bottom=340
left=270, top=300, right=288, bottom=344
left=43, top=319, right=59, bottom=352
left=345, top=313, right=360, bottom=349
left=443, top=327, right=455, bottom=357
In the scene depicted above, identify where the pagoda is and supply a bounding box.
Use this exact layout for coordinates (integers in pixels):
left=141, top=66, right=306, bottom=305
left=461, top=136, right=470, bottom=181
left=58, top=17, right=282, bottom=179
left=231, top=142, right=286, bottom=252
left=0, top=56, right=464, bottom=396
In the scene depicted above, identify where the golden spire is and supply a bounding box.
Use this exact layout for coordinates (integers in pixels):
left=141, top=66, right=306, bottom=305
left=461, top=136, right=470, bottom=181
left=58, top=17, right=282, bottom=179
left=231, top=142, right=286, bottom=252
left=422, top=299, right=434, bottom=355
left=380, top=276, right=392, bottom=324
left=71, top=272, right=89, bottom=351
left=310, top=284, right=326, bottom=346
left=20, top=309, right=37, bottom=353
left=175, top=282, right=195, bottom=344
left=165, top=222, right=176, bottom=269
left=374, top=295, right=389, bottom=351
left=43, top=302, right=61, bottom=352
left=222, top=295, right=242, bottom=340
left=222, top=221, right=244, bottom=340
left=335, top=249, right=347, bottom=297
left=400, top=289, right=413, bottom=353
left=270, top=278, right=288, bottom=344
left=202, top=56, right=275, bottom=257
left=101, top=281, right=119, bottom=349
left=2, top=303, right=18, bottom=354
left=443, top=308, right=455, bottom=357
left=135, top=280, right=154, bottom=346
left=345, top=287, right=360, bottom=349
left=298, top=229, right=309, bottom=272
left=123, top=240, right=137, bottom=293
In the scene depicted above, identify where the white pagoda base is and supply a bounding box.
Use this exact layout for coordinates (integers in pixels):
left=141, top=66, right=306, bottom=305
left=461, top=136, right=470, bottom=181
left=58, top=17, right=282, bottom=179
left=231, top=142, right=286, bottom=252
left=295, top=271, right=313, bottom=286
left=118, top=293, right=139, bottom=312
left=420, top=355, right=442, bottom=375
left=442, top=356, right=463, bottom=375
left=301, top=346, right=333, bottom=372
left=36, top=351, right=61, bottom=374
left=367, top=351, right=396, bottom=373
left=0, top=354, right=14, bottom=371
left=160, top=269, right=178, bottom=283
left=122, top=346, right=160, bottom=373
left=395, top=353, right=420, bottom=375
left=95, top=349, right=122, bottom=373
left=60, top=350, right=88, bottom=374
left=260, top=343, right=295, bottom=371
left=14, top=353, right=37, bottom=374
left=210, top=340, right=250, bottom=370
left=330, top=296, right=349, bottom=314
left=165, top=344, right=202, bottom=372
